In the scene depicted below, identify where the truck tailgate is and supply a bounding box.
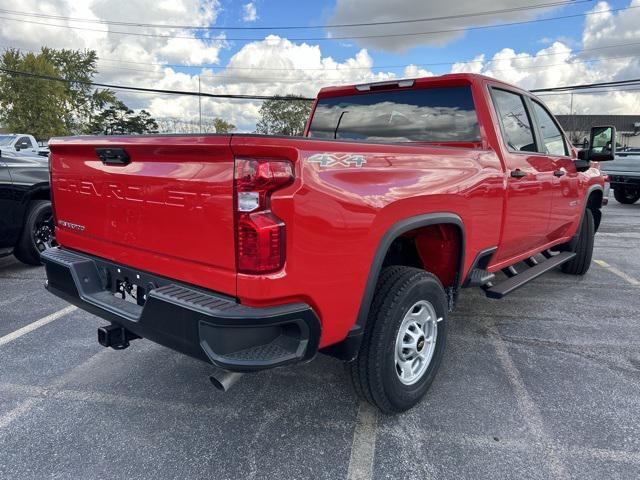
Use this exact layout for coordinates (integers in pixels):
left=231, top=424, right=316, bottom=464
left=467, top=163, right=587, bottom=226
left=48, top=135, right=237, bottom=296
left=601, top=154, right=640, bottom=175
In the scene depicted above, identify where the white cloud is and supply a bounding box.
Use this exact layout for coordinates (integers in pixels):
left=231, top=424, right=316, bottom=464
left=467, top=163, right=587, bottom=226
left=243, top=2, right=258, bottom=22
left=403, top=65, right=434, bottom=78
left=186, top=36, right=399, bottom=130
left=157, top=35, right=226, bottom=65
left=2, top=0, right=640, bottom=131
left=452, top=49, right=640, bottom=116
left=327, top=0, right=567, bottom=52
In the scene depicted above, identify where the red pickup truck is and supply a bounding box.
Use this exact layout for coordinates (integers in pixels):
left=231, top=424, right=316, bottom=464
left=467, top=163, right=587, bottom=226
left=43, top=73, right=613, bottom=413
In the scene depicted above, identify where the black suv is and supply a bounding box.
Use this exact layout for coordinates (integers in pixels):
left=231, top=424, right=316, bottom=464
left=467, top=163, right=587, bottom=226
left=0, top=152, right=55, bottom=265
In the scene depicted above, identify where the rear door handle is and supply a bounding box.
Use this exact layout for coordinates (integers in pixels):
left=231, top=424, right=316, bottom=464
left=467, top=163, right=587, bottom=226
left=553, top=169, right=566, bottom=177
left=510, top=169, right=527, bottom=179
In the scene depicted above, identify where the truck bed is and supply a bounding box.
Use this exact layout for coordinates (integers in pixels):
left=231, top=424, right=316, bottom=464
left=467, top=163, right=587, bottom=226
left=49, top=133, right=501, bottom=346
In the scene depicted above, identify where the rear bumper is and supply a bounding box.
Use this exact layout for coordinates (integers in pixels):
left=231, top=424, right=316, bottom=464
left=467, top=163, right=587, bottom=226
left=41, top=247, right=320, bottom=372
left=606, top=174, right=640, bottom=188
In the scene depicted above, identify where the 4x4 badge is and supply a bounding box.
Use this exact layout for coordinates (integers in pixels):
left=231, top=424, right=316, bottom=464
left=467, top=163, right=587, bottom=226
left=307, top=153, right=366, bottom=168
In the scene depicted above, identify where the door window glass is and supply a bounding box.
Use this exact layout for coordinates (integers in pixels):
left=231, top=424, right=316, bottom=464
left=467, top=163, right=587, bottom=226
left=492, top=89, right=536, bottom=152
left=532, top=102, right=567, bottom=156
left=17, top=137, right=34, bottom=149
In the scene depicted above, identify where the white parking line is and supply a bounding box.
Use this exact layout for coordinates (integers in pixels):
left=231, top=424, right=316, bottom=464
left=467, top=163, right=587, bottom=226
left=594, top=260, right=640, bottom=286
left=0, top=398, right=40, bottom=429
left=0, top=305, right=76, bottom=347
left=0, top=347, right=112, bottom=430
left=346, top=401, right=378, bottom=480
left=487, top=329, right=569, bottom=479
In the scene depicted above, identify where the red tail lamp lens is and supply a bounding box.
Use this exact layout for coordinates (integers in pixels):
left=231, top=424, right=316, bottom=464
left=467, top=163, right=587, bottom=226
left=234, top=158, right=293, bottom=274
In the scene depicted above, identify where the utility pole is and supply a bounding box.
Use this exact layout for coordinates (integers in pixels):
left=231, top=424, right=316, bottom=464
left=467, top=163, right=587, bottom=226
left=569, top=92, right=576, bottom=143
left=198, top=76, right=202, bottom=133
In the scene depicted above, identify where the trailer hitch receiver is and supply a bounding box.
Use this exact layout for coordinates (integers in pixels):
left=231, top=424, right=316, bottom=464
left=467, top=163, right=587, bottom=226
left=98, top=324, right=140, bottom=350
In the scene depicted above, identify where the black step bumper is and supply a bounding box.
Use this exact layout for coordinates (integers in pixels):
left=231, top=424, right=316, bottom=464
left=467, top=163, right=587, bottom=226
left=607, top=174, right=640, bottom=187
left=41, top=248, right=320, bottom=372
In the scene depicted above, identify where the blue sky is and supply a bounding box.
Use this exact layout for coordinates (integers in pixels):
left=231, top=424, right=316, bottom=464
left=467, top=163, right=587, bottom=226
left=211, top=0, right=608, bottom=76
left=2, top=0, right=639, bottom=128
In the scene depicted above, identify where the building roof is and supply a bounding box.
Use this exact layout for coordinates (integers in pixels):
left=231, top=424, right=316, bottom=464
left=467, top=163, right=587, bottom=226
left=556, top=115, right=640, bottom=133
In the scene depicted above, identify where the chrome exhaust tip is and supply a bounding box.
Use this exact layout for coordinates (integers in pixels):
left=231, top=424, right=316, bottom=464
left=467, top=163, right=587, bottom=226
left=209, top=368, right=244, bottom=392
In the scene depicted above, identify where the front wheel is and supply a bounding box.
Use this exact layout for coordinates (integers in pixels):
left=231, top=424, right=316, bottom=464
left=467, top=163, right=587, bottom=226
left=13, top=200, right=57, bottom=266
left=348, top=266, right=448, bottom=414
left=613, top=187, right=640, bottom=205
left=561, top=208, right=594, bottom=275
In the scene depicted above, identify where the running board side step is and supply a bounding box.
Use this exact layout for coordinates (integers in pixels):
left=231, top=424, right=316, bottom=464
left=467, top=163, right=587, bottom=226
left=483, top=252, right=576, bottom=299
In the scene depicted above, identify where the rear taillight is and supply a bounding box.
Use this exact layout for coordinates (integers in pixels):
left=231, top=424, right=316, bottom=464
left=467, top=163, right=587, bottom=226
left=234, top=158, right=293, bottom=274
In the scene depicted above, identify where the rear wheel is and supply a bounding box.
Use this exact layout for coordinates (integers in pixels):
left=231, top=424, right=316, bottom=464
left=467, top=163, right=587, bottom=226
left=613, top=187, right=640, bottom=205
left=561, top=208, right=594, bottom=275
left=13, top=200, right=57, bottom=266
left=348, top=266, right=448, bottom=414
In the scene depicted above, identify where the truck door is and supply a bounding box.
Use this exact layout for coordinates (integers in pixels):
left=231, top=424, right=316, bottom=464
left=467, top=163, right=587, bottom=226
left=529, top=100, right=580, bottom=241
left=0, top=157, right=15, bottom=249
left=490, top=88, right=555, bottom=262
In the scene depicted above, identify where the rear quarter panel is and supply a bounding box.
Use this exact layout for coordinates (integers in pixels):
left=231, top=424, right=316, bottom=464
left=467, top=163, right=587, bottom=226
left=231, top=135, right=504, bottom=347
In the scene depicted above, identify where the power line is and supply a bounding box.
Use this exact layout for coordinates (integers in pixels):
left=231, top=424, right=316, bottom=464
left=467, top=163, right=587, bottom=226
left=89, top=52, right=640, bottom=84
left=99, top=39, right=640, bottom=72
left=4, top=64, right=640, bottom=100
left=537, top=86, right=640, bottom=95
left=0, top=5, right=634, bottom=42
left=0, top=67, right=315, bottom=101
left=0, top=1, right=591, bottom=31
left=7, top=38, right=640, bottom=73
left=531, top=77, right=640, bottom=92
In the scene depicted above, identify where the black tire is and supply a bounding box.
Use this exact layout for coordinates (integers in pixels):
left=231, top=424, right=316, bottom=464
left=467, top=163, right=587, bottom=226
left=348, top=266, right=448, bottom=414
left=613, top=187, right=640, bottom=205
left=13, top=200, right=55, bottom=266
left=561, top=208, right=594, bottom=275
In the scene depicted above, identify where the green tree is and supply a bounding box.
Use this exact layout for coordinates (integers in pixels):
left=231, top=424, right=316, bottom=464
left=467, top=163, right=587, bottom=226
left=0, top=50, right=68, bottom=139
left=255, top=96, right=312, bottom=136
left=41, top=47, right=115, bottom=132
left=86, top=99, right=158, bottom=135
left=0, top=47, right=115, bottom=139
left=212, top=117, right=235, bottom=133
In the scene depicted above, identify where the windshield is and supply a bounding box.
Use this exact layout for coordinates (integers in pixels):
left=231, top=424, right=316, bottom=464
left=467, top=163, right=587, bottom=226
left=0, top=135, right=16, bottom=146
left=308, top=86, right=480, bottom=143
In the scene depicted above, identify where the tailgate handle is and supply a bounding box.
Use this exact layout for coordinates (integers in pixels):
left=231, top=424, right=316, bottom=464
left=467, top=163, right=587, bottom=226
left=96, top=148, right=130, bottom=165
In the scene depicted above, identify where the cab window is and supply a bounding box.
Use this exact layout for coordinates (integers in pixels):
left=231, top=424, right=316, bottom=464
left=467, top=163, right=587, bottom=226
left=491, top=89, right=537, bottom=153
left=17, top=137, right=33, bottom=149
left=531, top=101, right=568, bottom=156
left=308, top=86, right=480, bottom=143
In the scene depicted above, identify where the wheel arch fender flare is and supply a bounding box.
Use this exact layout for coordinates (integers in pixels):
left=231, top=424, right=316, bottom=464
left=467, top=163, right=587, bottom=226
left=321, top=212, right=465, bottom=362
left=356, top=212, right=466, bottom=329
left=16, top=182, right=51, bottom=239
left=21, top=182, right=51, bottom=205
left=584, top=183, right=604, bottom=231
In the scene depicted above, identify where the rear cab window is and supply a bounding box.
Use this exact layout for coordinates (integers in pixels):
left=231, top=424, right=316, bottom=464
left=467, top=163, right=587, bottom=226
left=308, top=86, right=481, bottom=144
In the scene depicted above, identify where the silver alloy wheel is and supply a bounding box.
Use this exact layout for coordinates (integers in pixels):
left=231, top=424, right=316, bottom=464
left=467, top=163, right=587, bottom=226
left=394, top=300, right=438, bottom=385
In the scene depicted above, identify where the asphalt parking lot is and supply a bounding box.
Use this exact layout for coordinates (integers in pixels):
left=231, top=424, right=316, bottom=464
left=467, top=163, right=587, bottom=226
left=0, top=198, right=639, bottom=480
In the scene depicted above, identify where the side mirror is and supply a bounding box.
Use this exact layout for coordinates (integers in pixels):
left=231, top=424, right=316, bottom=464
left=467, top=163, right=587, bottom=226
left=14, top=144, right=21, bottom=151
left=578, top=125, right=616, bottom=162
